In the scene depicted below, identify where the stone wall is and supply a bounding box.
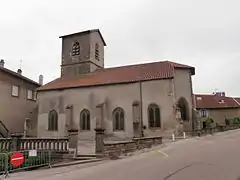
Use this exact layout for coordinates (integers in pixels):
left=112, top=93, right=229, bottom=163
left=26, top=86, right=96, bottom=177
left=103, top=136, right=162, bottom=157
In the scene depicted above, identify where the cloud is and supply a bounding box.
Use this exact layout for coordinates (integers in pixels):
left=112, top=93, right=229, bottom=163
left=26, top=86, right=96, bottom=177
left=0, top=0, right=240, bottom=96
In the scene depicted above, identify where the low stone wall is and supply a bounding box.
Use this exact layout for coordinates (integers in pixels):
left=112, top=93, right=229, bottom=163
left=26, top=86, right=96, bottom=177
left=103, top=136, right=162, bottom=157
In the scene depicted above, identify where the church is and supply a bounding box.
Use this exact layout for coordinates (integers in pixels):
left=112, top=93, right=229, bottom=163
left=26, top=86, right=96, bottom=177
left=36, top=29, right=195, bottom=140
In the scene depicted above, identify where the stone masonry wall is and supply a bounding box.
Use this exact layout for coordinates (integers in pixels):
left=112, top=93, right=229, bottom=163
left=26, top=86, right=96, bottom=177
left=103, top=136, right=162, bottom=157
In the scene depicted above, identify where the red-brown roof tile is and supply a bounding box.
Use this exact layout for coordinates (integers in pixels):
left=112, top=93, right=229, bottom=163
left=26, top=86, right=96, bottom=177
left=194, top=94, right=240, bottom=109
left=234, top=98, right=240, bottom=103
left=37, top=60, right=194, bottom=91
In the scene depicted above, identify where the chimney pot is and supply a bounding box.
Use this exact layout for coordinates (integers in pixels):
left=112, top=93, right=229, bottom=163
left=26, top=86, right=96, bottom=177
left=0, top=59, right=5, bottom=67
left=39, top=75, right=43, bottom=85
left=17, top=69, right=22, bottom=75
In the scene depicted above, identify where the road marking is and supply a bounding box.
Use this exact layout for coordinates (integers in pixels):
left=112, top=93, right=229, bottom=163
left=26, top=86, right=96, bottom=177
left=157, top=149, right=169, bottom=158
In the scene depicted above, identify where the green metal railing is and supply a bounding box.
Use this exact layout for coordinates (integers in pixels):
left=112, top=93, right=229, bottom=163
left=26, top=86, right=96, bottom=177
left=0, top=150, right=51, bottom=178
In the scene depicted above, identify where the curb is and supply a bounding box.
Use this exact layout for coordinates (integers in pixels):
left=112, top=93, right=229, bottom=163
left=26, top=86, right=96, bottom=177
left=50, top=159, right=103, bottom=168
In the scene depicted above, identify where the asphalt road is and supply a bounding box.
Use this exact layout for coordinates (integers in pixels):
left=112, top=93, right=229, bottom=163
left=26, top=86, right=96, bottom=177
left=6, top=129, right=240, bottom=180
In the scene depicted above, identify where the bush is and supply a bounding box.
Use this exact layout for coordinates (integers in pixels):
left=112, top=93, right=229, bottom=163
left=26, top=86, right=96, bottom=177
left=225, top=118, right=230, bottom=126
left=203, top=117, right=214, bottom=128
left=233, top=117, right=240, bottom=125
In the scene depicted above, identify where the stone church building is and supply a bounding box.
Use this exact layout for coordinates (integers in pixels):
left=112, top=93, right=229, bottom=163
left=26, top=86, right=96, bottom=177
left=36, top=29, right=195, bottom=140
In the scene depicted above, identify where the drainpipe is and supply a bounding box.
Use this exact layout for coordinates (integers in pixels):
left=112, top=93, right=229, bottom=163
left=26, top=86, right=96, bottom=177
left=139, top=80, right=144, bottom=137
left=190, top=73, right=195, bottom=135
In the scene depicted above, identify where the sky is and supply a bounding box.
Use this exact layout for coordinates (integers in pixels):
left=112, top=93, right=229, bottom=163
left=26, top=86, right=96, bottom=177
left=0, top=0, right=240, bottom=96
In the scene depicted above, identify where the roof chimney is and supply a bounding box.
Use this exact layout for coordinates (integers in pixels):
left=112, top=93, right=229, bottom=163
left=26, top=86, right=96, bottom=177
left=39, top=75, right=43, bottom=85
left=0, top=59, right=5, bottom=67
left=17, top=69, right=22, bottom=75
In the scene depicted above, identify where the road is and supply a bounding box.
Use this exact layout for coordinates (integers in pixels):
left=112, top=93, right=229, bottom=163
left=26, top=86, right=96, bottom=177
left=5, top=129, right=240, bottom=180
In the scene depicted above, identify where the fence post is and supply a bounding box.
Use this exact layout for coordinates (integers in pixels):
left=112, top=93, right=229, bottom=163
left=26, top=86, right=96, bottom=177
left=172, top=133, right=175, bottom=142
left=95, top=128, right=105, bottom=154
left=68, top=129, right=78, bottom=158
left=4, top=153, right=9, bottom=178
left=95, top=103, right=105, bottom=155
left=10, top=135, right=22, bottom=152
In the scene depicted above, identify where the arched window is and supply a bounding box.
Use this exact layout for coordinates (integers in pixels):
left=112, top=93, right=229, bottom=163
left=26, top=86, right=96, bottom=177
left=113, top=107, right=125, bottom=131
left=72, top=42, right=80, bottom=56
left=95, top=43, right=99, bottom=60
left=48, top=110, right=58, bottom=131
left=80, top=109, right=90, bottom=130
left=148, top=104, right=161, bottom=128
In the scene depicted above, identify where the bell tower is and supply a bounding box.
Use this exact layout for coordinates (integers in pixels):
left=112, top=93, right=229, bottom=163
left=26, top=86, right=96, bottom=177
left=60, top=29, right=106, bottom=78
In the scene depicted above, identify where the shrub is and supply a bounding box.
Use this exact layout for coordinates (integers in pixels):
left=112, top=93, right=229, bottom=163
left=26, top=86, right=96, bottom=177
left=233, top=117, right=240, bottom=125
left=203, top=117, right=214, bottom=128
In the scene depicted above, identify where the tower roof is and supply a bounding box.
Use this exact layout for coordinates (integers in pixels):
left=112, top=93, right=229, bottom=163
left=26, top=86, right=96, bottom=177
left=59, top=29, right=106, bottom=46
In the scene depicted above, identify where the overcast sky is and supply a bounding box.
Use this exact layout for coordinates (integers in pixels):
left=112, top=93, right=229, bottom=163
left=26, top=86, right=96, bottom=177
left=0, top=0, right=240, bottom=96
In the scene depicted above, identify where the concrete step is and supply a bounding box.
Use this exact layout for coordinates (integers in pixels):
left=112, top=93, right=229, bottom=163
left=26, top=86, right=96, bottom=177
left=76, top=154, right=103, bottom=158
left=74, top=156, right=97, bottom=160
left=51, top=158, right=102, bottom=168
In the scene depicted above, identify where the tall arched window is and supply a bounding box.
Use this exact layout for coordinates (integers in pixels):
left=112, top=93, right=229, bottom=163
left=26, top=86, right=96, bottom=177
left=72, top=42, right=80, bottom=56
left=48, top=110, right=58, bottom=131
left=80, top=109, right=90, bottom=130
left=113, top=107, right=125, bottom=131
left=148, top=104, right=161, bottom=128
left=95, top=43, right=99, bottom=60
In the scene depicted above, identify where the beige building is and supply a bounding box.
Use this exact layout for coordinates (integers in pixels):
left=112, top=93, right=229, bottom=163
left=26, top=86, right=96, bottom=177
left=194, top=92, right=240, bottom=125
left=0, top=60, right=41, bottom=137
left=36, top=29, right=195, bottom=140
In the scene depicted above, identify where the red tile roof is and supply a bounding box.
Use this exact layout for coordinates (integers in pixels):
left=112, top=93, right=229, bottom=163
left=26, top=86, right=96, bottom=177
left=37, top=60, right=195, bottom=91
left=234, top=98, right=240, bottom=104
left=0, top=66, right=40, bottom=86
left=194, top=94, right=240, bottom=109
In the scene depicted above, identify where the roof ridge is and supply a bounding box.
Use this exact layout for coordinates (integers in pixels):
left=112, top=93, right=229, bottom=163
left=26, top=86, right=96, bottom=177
left=97, top=60, right=171, bottom=72
left=233, top=97, right=240, bottom=106
left=195, top=94, right=234, bottom=98
left=0, top=66, right=40, bottom=86
left=38, top=60, right=194, bottom=91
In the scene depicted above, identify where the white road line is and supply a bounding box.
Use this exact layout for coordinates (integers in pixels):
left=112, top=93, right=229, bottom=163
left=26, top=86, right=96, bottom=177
left=157, top=150, right=169, bottom=157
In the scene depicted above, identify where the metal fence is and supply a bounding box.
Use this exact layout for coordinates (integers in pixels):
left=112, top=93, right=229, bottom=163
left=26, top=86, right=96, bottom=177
left=0, top=150, right=51, bottom=177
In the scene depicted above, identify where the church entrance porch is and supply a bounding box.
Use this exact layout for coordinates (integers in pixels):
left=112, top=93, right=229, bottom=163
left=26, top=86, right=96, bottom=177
left=175, top=97, right=191, bottom=134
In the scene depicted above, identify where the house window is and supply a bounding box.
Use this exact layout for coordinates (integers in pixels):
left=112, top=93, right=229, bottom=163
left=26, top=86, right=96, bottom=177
left=26, top=89, right=36, bottom=100
left=27, top=89, right=33, bottom=100
left=219, top=100, right=224, bottom=104
left=48, top=110, right=58, bottom=131
left=113, top=107, right=125, bottom=131
left=95, top=43, right=99, bottom=60
left=72, top=42, right=80, bottom=56
left=12, top=85, right=19, bottom=97
left=80, top=109, right=90, bottom=130
left=196, top=97, right=202, bottom=100
left=200, top=110, right=208, bottom=117
left=148, top=104, right=161, bottom=128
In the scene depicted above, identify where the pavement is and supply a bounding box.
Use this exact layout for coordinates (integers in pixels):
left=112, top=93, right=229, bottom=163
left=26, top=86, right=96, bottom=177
left=4, top=129, right=240, bottom=180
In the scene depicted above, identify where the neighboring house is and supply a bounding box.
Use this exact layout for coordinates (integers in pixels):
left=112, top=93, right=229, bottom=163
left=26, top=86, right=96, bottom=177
left=0, top=60, right=41, bottom=137
left=194, top=92, right=240, bottom=125
left=36, top=29, right=195, bottom=140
